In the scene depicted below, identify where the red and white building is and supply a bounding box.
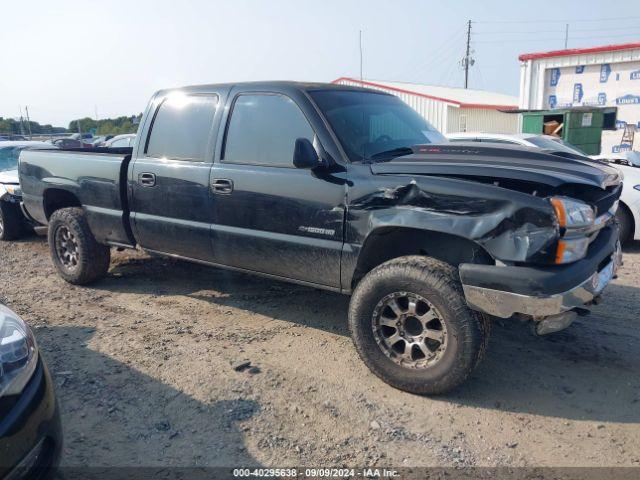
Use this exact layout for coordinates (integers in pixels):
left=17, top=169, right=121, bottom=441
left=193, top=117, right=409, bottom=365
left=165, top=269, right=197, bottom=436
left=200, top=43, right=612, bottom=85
left=332, top=77, right=519, bottom=134
left=519, top=42, right=640, bottom=154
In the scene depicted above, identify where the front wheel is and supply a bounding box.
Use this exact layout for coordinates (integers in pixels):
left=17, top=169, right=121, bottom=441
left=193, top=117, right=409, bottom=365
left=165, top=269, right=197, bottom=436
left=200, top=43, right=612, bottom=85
left=348, top=256, right=490, bottom=395
left=48, top=207, right=111, bottom=285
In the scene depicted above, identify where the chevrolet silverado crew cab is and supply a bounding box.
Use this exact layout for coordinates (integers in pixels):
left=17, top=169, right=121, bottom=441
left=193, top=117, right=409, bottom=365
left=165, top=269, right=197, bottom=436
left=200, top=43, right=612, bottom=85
left=18, top=82, right=623, bottom=394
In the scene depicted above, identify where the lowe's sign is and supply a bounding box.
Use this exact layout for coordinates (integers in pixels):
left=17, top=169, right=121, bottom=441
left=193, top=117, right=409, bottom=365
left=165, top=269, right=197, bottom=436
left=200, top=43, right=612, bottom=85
left=631, top=69, right=640, bottom=80
left=600, top=64, right=612, bottom=83
left=613, top=144, right=633, bottom=153
left=573, top=83, right=583, bottom=104
left=598, top=92, right=607, bottom=105
left=616, top=94, right=640, bottom=105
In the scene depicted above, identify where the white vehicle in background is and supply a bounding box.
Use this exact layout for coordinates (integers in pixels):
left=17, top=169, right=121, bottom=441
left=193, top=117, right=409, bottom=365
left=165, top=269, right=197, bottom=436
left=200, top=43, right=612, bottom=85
left=103, top=133, right=136, bottom=148
left=0, top=141, right=56, bottom=240
left=592, top=151, right=640, bottom=244
left=446, top=132, right=591, bottom=155
left=446, top=132, right=640, bottom=244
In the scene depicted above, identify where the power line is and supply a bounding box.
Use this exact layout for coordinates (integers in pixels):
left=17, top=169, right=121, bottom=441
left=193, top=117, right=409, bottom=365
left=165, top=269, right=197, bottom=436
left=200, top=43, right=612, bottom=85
left=474, top=15, right=640, bottom=24
left=474, top=25, right=640, bottom=35
left=472, top=31, right=640, bottom=44
left=475, top=29, right=568, bottom=35
left=438, top=54, right=460, bottom=86
left=475, top=62, right=486, bottom=90
left=402, top=27, right=467, bottom=83
left=418, top=30, right=466, bottom=69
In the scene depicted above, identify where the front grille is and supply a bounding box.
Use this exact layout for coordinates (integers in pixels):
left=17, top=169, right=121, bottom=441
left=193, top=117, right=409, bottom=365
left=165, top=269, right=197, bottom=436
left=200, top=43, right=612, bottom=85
left=592, top=183, right=622, bottom=216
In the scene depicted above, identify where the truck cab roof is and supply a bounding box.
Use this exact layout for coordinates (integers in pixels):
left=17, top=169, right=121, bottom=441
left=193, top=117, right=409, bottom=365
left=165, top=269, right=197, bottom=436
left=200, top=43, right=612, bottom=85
left=155, top=81, right=390, bottom=97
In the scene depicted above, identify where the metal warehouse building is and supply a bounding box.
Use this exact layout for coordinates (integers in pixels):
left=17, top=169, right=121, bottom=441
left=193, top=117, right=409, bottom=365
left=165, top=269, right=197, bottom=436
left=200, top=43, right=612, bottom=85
left=332, top=77, right=519, bottom=134
left=519, top=42, right=640, bottom=155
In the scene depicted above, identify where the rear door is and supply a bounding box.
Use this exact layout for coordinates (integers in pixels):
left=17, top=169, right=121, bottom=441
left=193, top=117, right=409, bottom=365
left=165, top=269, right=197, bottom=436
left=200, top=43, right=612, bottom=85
left=209, top=88, right=346, bottom=288
left=129, top=91, right=222, bottom=261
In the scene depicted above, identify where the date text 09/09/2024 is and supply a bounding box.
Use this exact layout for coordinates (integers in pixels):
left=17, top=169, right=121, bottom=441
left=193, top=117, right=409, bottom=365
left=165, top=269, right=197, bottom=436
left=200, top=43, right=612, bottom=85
left=232, top=468, right=400, bottom=478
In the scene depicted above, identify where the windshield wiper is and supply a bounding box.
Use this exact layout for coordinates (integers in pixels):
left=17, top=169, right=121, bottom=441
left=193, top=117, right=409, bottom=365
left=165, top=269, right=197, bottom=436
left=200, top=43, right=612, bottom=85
left=368, top=146, right=414, bottom=162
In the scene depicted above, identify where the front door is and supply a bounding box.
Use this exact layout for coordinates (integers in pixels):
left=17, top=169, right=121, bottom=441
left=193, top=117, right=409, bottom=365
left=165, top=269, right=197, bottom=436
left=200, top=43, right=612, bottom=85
left=129, top=93, right=220, bottom=261
left=210, top=91, right=346, bottom=288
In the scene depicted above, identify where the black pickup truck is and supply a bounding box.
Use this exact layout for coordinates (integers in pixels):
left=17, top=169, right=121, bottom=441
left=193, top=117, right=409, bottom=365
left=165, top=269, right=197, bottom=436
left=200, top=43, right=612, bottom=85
left=18, top=82, right=623, bottom=394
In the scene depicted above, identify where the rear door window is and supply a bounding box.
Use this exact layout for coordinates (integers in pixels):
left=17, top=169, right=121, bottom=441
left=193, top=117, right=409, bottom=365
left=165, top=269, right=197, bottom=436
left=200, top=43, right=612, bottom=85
left=223, top=93, right=314, bottom=167
left=145, top=94, right=218, bottom=161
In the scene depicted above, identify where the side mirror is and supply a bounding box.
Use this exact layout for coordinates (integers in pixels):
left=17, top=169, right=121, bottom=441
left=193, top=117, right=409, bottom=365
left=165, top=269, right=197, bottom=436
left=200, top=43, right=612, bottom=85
left=293, top=138, right=321, bottom=169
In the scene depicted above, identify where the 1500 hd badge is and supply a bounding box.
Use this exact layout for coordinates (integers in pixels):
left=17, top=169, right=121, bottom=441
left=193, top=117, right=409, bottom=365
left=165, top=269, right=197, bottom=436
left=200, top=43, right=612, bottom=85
left=299, top=226, right=336, bottom=236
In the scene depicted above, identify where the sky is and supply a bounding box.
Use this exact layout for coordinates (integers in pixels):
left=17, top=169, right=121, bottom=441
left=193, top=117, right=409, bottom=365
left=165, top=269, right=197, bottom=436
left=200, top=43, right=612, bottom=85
left=1, top=0, right=639, bottom=127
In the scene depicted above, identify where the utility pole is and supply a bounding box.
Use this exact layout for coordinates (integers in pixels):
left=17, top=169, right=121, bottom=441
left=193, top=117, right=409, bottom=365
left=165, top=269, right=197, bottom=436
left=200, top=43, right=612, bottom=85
left=18, top=107, right=26, bottom=136
left=25, top=106, right=33, bottom=140
left=359, top=30, right=363, bottom=82
left=564, top=23, right=569, bottom=49
left=464, top=20, right=472, bottom=89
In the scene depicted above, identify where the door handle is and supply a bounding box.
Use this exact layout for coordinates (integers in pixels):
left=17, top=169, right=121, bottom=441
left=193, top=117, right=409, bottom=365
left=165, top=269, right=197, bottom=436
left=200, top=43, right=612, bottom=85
left=138, top=172, right=156, bottom=187
left=211, top=178, right=233, bottom=194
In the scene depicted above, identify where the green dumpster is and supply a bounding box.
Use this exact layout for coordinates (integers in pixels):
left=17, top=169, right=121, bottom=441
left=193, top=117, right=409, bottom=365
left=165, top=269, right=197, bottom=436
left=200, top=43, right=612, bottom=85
left=521, top=107, right=616, bottom=156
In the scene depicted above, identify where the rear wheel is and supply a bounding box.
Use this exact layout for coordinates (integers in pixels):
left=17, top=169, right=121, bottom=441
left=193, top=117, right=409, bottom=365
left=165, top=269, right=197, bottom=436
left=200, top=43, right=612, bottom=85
left=0, top=201, right=24, bottom=241
left=616, top=203, right=634, bottom=245
left=48, top=207, right=111, bottom=284
left=348, top=256, right=489, bottom=395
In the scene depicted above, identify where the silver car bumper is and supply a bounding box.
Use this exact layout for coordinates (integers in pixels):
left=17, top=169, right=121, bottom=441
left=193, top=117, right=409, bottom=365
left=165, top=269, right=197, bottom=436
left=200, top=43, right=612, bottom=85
left=462, top=243, right=623, bottom=319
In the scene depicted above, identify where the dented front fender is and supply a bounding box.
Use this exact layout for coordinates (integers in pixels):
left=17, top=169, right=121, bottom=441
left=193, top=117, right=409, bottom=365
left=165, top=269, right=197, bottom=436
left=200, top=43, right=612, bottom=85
left=344, top=170, right=559, bottom=276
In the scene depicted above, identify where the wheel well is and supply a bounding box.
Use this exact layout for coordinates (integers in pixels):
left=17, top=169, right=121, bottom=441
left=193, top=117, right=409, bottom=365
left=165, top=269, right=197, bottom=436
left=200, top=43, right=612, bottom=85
left=43, top=189, right=81, bottom=220
left=619, top=200, right=635, bottom=235
left=351, top=227, right=493, bottom=289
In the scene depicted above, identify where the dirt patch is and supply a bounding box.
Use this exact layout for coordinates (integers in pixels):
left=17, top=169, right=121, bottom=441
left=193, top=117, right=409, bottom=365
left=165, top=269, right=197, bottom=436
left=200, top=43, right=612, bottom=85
left=1, top=236, right=640, bottom=467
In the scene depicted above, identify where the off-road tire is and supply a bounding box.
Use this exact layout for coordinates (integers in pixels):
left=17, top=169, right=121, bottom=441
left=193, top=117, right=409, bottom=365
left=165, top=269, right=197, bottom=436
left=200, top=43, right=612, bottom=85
left=48, top=207, right=111, bottom=285
left=616, top=203, right=634, bottom=245
left=349, top=256, right=490, bottom=395
left=0, top=201, right=24, bottom=241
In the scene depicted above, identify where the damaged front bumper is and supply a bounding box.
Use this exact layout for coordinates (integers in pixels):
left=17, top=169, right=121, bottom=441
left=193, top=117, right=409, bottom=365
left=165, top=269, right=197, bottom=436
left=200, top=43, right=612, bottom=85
left=459, top=225, right=622, bottom=321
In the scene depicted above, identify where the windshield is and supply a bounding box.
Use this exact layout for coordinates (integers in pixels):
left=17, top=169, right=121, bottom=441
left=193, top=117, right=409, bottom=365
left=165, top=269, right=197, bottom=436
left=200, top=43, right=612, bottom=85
left=310, top=90, right=446, bottom=162
left=527, top=136, right=586, bottom=156
left=0, top=147, right=24, bottom=172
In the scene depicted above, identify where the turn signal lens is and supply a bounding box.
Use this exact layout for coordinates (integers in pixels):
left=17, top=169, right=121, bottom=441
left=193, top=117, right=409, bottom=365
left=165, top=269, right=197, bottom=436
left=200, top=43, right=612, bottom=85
left=4, top=185, right=21, bottom=196
left=555, top=237, right=590, bottom=264
left=551, top=198, right=567, bottom=227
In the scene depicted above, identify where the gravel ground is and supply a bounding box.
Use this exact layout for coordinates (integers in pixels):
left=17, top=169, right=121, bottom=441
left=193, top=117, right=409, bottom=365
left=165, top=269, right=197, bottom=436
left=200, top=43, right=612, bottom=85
left=1, top=235, right=640, bottom=469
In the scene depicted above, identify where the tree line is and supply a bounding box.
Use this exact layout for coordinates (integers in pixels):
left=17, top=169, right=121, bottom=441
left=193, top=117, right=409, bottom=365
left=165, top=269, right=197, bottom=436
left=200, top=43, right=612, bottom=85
left=67, top=115, right=142, bottom=136
left=0, top=117, right=66, bottom=135
left=1, top=114, right=142, bottom=136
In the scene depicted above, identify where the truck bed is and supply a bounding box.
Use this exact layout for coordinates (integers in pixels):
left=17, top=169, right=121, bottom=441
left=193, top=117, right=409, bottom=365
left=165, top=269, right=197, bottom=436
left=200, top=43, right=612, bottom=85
left=19, top=148, right=134, bottom=246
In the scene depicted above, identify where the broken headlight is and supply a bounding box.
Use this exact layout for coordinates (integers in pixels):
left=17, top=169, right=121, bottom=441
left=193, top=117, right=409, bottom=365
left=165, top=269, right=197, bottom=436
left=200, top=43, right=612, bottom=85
left=0, top=304, right=38, bottom=398
left=549, top=197, right=595, bottom=264
left=550, top=197, right=595, bottom=230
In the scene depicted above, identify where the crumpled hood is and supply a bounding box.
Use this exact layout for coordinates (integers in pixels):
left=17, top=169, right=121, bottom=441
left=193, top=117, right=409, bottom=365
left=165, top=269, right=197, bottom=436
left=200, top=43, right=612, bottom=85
left=370, top=144, right=621, bottom=190
left=0, top=169, right=18, bottom=185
